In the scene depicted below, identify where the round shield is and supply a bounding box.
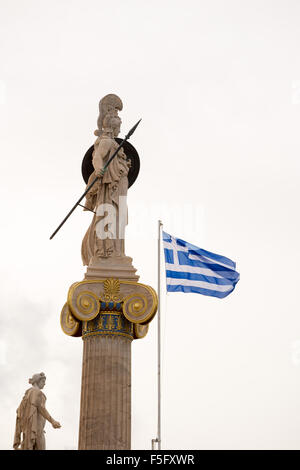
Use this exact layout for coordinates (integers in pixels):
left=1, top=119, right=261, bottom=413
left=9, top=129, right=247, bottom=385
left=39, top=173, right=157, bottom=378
left=81, top=137, right=140, bottom=188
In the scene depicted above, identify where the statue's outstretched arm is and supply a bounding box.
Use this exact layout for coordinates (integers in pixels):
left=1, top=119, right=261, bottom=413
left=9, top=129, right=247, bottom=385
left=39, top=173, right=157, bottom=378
left=37, top=404, right=61, bottom=429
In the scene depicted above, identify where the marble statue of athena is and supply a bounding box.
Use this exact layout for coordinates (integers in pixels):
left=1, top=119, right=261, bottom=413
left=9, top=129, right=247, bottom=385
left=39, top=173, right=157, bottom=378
left=81, top=94, right=131, bottom=265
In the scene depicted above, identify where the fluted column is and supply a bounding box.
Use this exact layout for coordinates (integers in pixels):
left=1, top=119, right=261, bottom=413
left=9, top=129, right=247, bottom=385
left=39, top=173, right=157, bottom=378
left=78, top=309, right=133, bottom=450
left=60, top=278, right=158, bottom=450
left=78, top=333, right=131, bottom=449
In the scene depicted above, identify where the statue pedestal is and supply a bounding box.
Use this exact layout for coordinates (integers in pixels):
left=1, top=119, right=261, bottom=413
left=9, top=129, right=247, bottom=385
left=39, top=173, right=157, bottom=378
left=85, top=256, right=139, bottom=282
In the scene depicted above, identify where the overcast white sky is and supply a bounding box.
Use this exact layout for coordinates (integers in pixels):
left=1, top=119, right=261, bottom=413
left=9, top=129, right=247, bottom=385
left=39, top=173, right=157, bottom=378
left=1, top=0, right=300, bottom=450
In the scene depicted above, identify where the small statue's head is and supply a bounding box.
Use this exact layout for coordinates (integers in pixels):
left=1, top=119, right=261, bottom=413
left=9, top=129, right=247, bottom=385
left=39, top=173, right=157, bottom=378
left=29, top=372, right=46, bottom=390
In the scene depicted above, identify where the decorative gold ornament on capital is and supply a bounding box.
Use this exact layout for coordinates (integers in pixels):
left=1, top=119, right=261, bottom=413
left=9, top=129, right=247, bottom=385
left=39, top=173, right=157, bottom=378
left=102, top=278, right=123, bottom=302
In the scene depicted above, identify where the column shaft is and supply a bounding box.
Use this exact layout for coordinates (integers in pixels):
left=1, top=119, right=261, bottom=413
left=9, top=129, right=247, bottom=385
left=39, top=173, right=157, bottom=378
left=78, top=334, right=131, bottom=450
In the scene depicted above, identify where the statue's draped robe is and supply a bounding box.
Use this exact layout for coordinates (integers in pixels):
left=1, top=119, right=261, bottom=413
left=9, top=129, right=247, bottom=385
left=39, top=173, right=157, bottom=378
left=14, top=387, right=51, bottom=450
left=81, top=135, right=130, bottom=265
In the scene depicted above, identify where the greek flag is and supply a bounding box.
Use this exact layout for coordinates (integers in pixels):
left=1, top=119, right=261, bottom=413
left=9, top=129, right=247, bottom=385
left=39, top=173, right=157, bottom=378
left=163, top=232, right=240, bottom=298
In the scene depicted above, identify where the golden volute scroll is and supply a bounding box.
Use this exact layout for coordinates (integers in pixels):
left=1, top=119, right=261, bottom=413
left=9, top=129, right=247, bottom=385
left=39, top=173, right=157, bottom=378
left=122, top=284, right=158, bottom=325
left=67, top=282, right=100, bottom=322
left=60, top=302, right=82, bottom=337
left=133, top=323, right=149, bottom=339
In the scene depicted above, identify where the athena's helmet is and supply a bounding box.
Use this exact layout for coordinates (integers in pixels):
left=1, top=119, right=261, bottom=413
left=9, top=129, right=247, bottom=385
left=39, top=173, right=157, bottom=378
left=95, top=94, right=123, bottom=136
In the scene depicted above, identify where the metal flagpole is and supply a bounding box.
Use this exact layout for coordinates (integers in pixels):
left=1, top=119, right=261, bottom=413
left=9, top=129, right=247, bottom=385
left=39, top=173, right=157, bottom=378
left=152, top=219, right=162, bottom=450
left=157, top=219, right=162, bottom=450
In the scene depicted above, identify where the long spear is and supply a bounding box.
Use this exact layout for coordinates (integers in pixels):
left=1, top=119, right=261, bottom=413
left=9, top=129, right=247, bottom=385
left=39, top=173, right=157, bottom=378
left=49, top=119, right=141, bottom=240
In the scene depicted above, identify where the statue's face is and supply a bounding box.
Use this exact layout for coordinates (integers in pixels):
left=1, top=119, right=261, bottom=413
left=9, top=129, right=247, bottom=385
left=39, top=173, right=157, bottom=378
left=112, top=117, right=121, bottom=137
left=38, top=376, right=46, bottom=389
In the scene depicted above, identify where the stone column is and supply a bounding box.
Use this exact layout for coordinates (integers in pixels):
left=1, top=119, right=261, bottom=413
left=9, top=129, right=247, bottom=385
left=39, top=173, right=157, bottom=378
left=60, top=278, right=157, bottom=450
left=78, top=310, right=133, bottom=450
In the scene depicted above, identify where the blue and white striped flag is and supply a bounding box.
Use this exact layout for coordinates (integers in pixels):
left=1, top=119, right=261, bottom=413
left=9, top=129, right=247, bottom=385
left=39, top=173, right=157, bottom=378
left=163, top=232, right=240, bottom=298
